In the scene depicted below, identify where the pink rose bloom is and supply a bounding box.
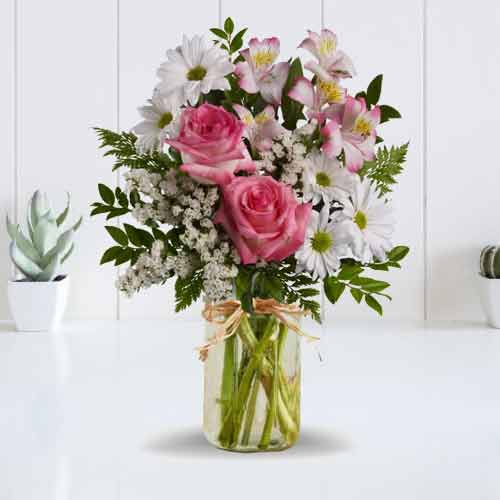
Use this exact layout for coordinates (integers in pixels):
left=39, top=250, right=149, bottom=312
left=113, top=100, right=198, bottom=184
left=214, top=176, right=312, bottom=264
left=166, top=103, right=255, bottom=185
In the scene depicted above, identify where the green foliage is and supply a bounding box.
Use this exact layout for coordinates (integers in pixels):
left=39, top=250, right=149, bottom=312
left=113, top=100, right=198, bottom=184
left=379, top=104, right=402, bottom=123
left=366, top=74, right=383, bottom=106
left=323, top=246, right=410, bottom=316
left=235, top=263, right=321, bottom=322
left=359, top=142, right=409, bottom=197
left=94, top=128, right=179, bottom=172
left=210, top=18, right=247, bottom=55
left=91, top=184, right=131, bottom=220
left=281, top=58, right=305, bottom=130
left=175, top=270, right=204, bottom=312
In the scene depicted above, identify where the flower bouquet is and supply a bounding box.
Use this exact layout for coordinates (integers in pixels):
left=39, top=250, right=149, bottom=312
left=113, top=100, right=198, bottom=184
left=91, top=18, right=409, bottom=452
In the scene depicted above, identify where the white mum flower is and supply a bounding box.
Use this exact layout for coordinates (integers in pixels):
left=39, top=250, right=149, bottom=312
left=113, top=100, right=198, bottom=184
left=342, top=177, right=395, bottom=262
left=132, top=91, right=180, bottom=153
left=157, top=35, right=234, bottom=105
left=302, top=151, right=354, bottom=205
left=295, top=206, right=358, bottom=279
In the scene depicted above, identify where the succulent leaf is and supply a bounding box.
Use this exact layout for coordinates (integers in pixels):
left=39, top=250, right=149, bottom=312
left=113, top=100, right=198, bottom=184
left=33, top=212, right=59, bottom=255
left=61, top=243, right=75, bottom=264
left=7, top=190, right=81, bottom=281
left=72, top=216, right=83, bottom=232
left=9, top=242, right=43, bottom=280
left=40, top=229, right=74, bottom=269
left=36, top=254, right=61, bottom=282
left=56, top=192, right=71, bottom=227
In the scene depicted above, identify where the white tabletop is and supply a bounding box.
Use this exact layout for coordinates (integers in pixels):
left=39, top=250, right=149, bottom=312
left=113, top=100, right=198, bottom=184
left=1, top=319, right=499, bottom=500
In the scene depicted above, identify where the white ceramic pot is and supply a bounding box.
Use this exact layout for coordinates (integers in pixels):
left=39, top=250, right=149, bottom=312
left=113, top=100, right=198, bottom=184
left=476, top=273, right=500, bottom=328
left=7, top=276, right=70, bottom=332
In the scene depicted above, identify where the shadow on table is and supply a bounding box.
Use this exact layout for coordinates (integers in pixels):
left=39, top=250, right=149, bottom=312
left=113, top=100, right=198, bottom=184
left=144, top=426, right=350, bottom=459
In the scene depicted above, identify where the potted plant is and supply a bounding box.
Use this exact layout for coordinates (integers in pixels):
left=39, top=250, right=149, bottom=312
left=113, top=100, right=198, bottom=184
left=6, top=191, right=82, bottom=332
left=477, top=245, right=500, bottom=328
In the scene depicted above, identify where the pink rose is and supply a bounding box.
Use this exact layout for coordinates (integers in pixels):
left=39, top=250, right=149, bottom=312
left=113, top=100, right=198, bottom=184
left=214, top=176, right=312, bottom=264
left=166, top=103, right=255, bottom=185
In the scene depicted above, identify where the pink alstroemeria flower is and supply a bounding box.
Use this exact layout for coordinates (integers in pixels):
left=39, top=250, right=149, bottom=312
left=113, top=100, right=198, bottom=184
left=235, top=37, right=290, bottom=105
left=299, top=29, right=356, bottom=81
left=233, top=104, right=285, bottom=151
left=321, top=96, right=380, bottom=173
left=288, top=76, right=346, bottom=124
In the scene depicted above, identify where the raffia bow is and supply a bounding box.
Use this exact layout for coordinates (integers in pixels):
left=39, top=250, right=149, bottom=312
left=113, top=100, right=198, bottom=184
left=197, top=298, right=319, bottom=361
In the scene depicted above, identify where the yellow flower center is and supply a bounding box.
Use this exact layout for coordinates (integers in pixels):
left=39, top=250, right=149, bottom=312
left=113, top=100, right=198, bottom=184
left=187, top=65, right=207, bottom=81
left=252, top=50, right=276, bottom=68
left=254, top=112, right=271, bottom=125
left=157, top=112, right=173, bottom=129
left=317, top=79, right=344, bottom=104
left=311, top=231, right=333, bottom=253
left=354, top=211, right=368, bottom=230
left=352, top=116, right=373, bottom=137
left=316, top=171, right=331, bottom=187
left=319, top=38, right=336, bottom=57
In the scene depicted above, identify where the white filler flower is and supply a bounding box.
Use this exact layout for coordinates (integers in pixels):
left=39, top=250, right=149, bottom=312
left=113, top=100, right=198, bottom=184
left=302, top=151, right=354, bottom=205
left=132, top=91, right=180, bottom=153
left=342, top=177, right=395, bottom=262
left=295, top=206, right=357, bottom=279
left=157, top=35, right=234, bottom=106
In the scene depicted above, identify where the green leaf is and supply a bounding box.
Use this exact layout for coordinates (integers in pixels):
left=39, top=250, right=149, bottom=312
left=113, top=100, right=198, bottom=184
left=366, top=74, right=383, bottom=106
left=365, top=294, right=383, bottom=316
left=90, top=205, right=111, bottom=216
left=379, top=104, right=402, bottom=123
left=123, top=223, right=143, bottom=247
left=106, top=207, right=129, bottom=220
left=350, top=288, right=363, bottom=303
left=100, top=246, right=123, bottom=264
left=175, top=271, right=203, bottom=312
left=337, top=263, right=362, bottom=281
left=281, top=58, right=305, bottom=130
left=114, top=247, right=134, bottom=266
left=230, top=37, right=244, bottom=53
left=351, top=277, right=390, bottom=292
left=324, top=277, right=345, bottom=304
left=359, top=142, right=409, bottom=196
left=210, top=28, right=227, bottom=39
left=387, top=245, right=410, bottom=262
left=224, top=17, right=234, bottom=34
left=299, top=287, right=319, bottom=297
left=98, top=183, right=115, bottom=205
left=105, top=226, right=128, bottom=246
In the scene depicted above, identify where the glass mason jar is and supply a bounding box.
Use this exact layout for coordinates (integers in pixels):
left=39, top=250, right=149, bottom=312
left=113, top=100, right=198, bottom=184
left=203, top=312, right=301, bottom=452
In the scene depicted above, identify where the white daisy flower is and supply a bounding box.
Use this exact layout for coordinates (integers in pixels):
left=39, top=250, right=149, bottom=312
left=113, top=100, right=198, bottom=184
left=295, top=206, right=358, bottom=279
left=132, top=91, right=180, bottom=154
left=302, top=151, right=354, bottom=205
left=157, top=35, right=234, bottom=106
left=342, top=177, right=395, bottom=262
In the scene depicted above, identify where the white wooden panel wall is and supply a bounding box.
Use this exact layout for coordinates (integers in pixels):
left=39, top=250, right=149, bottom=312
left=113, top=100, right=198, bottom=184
left=1, top=0, right=497, bottom=322
left=16, top=0, right=118, bottom=318
left=427, top=1, right=500, bottom=320
left=0, top=0, right=15, bottom=319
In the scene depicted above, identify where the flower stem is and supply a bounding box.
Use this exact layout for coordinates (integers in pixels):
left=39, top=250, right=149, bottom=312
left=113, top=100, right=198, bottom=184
left=241, top=372, right=260, bottom=446
left=258, top=340, right=279, bottom=449
left=218, top=317, right=277, bottom=447
left=219, top=334, right=236, bottom=437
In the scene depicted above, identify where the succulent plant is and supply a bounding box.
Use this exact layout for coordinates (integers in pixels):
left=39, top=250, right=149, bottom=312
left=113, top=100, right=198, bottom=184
left=480, top=245, right=500, bottom=278
left=6, top=191, right=82, bottom=281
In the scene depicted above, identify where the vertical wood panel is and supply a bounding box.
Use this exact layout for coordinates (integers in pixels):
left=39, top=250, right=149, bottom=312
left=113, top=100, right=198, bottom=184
left=18, top=0, right=117, bottom=318
left=427, top=1, right=500, bottom=320
left=0, top=0, right=15, bottom=319
left=119, top=0, right=219, bottom=319
left=324, top=0, right=425, bottom=319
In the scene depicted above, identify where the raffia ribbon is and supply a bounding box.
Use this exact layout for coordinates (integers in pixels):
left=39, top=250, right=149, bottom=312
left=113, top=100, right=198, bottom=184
left=196, top=298, right=319, bottom=361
